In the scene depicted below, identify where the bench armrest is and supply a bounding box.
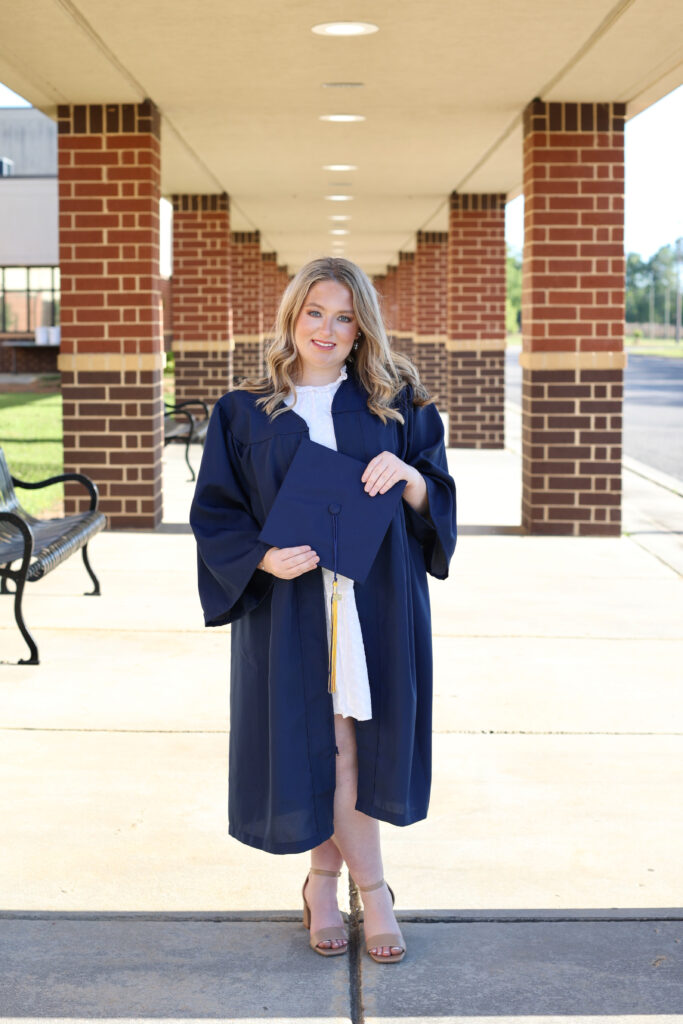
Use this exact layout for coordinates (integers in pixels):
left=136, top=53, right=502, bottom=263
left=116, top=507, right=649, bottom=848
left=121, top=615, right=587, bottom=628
left=11, top=472, right=99, bottom=512
left=0, top=510, right=33, bottom=562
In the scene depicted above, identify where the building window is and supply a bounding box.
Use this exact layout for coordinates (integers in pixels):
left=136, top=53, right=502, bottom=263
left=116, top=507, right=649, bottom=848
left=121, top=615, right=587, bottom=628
left=0, top=266, right=60, bottom=333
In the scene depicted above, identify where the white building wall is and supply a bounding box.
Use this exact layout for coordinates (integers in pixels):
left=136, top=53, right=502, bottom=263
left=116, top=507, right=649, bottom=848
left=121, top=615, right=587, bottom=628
left=0, top=177, right=58, bottom=264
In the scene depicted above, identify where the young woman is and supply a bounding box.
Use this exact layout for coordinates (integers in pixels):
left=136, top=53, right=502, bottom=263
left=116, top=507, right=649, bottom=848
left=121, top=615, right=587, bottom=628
left=190, top=257, right=456, bottom=963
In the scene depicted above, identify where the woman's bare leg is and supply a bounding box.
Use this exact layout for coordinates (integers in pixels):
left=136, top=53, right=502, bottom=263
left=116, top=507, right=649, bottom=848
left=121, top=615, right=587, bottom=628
left=329, top=714, right=403, bottom=958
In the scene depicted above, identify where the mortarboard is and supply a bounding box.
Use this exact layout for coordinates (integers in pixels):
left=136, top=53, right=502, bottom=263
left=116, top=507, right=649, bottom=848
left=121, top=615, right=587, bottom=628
left=258, top=438, right=406, bottom=693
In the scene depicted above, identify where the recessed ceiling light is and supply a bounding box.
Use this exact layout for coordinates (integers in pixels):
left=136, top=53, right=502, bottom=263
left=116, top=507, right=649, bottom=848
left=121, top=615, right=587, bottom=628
left=312, top=22, right=378, bottom=36
left=330, top=229, right=349, bottom=235
left=325, top=195, right=353, bottom=201
left=329, top=215, right=351, bottom=221
left=323, top=164, right=357, bottom=172
left=319, top=114, right=365, bottom=123
left=323, top=82, right=365, bottom=88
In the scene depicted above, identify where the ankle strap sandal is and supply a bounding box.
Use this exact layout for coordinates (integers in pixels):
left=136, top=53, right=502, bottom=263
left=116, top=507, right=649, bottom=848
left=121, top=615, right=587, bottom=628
left=357, top=878, right=405, bottom=964
left=302, top=868, right=348, bottom=957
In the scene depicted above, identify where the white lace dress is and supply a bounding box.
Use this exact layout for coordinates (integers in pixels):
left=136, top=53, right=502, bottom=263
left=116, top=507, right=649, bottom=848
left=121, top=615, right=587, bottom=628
left=283, top=365, right=372, bottom=721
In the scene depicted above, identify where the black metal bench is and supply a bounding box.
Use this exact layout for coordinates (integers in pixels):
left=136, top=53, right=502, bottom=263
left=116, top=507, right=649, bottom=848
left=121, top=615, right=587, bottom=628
left=164, top=399, right=210, bottom=482
left=0, top=448, right=106, bottom=665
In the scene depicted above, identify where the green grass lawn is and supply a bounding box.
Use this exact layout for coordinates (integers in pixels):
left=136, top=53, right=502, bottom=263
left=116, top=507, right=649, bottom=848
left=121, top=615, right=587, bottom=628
left=507, top=332, right=683, bottom=358
left=624, top=336, right=683, bottom=359
left=0, top=393, right=64, bottom=516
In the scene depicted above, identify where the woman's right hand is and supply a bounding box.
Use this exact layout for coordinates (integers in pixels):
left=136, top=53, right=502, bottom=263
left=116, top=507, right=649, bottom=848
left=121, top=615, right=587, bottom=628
left=259, top=545, right=320, bottom=579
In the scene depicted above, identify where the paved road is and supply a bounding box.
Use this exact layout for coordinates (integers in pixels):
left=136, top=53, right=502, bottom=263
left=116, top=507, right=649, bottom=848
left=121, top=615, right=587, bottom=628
left=505, top=348, right=683, bottom=482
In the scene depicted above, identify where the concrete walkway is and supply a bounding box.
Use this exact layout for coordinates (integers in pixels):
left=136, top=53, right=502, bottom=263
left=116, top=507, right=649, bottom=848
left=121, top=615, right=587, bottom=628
left=1, top=406, right=682, bottom=1022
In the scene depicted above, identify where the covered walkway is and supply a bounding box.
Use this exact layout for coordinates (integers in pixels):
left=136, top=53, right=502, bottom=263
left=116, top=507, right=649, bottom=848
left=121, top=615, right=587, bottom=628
left=1, top=0, right=681, bottom=532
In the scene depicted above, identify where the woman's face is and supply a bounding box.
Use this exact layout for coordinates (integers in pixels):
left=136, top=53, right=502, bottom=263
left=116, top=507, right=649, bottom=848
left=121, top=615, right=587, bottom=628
left=293, top=278, right=358, bottom=384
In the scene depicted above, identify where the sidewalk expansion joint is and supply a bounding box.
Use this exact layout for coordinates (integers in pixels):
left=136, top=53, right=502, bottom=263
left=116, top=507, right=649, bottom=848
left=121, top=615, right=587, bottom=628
left=347, top=875, right=364, bottom=1024
left=436, top=729, right=683, bottom=736
left=2, top=911, right=682, bottom=923
left=0, top=726, right=230, bottom=734
left=625, top=534, right=683, bottom=577
left=432, top=632, right=683, bottom=640
left=3, top=727, right=682, bottom=737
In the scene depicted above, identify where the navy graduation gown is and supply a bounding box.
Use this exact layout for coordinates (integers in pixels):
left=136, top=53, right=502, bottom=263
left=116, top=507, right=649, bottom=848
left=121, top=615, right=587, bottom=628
left=190, top=366, right=457, bottom=855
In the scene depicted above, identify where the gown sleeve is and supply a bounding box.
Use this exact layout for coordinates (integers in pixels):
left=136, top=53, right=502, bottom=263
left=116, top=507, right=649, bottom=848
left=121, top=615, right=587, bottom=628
left=189, top=400, right=274, bottom=627
left=400, top=387, right=457, bottom=579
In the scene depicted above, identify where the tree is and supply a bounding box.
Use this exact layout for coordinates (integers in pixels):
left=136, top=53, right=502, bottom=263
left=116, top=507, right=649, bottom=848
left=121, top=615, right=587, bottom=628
left=506, top=246, right=522, bottom=333
left=625, top=244, right=679, bottom=324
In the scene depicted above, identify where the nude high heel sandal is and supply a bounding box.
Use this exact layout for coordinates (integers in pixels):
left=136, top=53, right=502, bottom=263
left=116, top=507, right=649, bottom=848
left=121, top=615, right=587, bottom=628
left=358, top=878, right=405, bottom=963
left=302, top=868, right=348, bottom=957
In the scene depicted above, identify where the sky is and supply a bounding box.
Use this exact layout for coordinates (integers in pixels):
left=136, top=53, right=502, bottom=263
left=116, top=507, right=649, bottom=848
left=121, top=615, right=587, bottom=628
left=2, top=81, right=682, bottom=264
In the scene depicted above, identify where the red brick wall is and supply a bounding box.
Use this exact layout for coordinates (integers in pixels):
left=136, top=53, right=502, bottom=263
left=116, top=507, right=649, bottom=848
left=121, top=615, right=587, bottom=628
left=384, top=265, right=398, bottom=342
left=277, top=264, right=290, bottom=301
left=171, top=193, right=232, bottom=404
left=415, top=230, right=448, bottom=402
left=395, top=252, right=415, bottom=362
left=57, top=100, right=163, bottom=528
left=232, top=231, right=263, bottom=385
left=521, top=100, right=626, bottom=536
left=261, top=252, right=280, bottom=341
left=447, top=192, right=506, bottom=448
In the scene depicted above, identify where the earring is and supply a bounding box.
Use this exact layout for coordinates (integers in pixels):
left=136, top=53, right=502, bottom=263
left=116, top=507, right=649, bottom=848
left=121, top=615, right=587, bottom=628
left=353, top=341, right=359, bottom=350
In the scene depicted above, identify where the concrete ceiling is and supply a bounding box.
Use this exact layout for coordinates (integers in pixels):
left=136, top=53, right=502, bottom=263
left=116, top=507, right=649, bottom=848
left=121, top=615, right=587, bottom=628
left=0, top=0, right=681, bottom=274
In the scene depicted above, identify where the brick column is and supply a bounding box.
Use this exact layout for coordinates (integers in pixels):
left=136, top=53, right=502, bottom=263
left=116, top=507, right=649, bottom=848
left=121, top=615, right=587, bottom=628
left=277, top=264, right=290, bottom=298
left=373, top=273, right=387, bottom=330
left=171, top=193, right=232, bottom=404
left=261, top=251, right=280, bottom=347
left=231, top=230, right=263, bottom=385
left=57, top=100, right=163, bottom=529
left=395, top=252, right=415, bottom=361
left=415, top=230, right=448, bottom=402
left=446, top=192, right=506, bottom=448
left=384, top=265, right=398, bottom=345
left=521, top=100, right=626, bottom=536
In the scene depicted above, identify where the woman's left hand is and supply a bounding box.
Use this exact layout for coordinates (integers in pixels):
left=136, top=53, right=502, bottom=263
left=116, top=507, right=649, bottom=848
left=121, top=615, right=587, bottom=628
left=362, top=451, right=429, bottom=514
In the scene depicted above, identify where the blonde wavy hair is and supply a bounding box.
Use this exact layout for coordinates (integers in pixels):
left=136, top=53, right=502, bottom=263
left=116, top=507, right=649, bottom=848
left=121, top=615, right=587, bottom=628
left=237, top=256, right=431, bottom=424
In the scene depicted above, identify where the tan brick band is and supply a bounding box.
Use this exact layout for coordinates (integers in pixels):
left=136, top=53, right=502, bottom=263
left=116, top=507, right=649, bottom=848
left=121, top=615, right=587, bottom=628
left=519, top=350, right=627, bottom=370
left=233, top=334, right=264, bottom=345
left=173, top=339, right=235, bottom=354
left=59, top=352, right=165, bottom=372
left=446, top=338, right=506, bottom=352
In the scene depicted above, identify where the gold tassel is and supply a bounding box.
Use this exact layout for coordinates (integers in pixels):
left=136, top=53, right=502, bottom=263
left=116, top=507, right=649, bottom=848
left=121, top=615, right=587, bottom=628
left=328, top=580, right=342, bottom=694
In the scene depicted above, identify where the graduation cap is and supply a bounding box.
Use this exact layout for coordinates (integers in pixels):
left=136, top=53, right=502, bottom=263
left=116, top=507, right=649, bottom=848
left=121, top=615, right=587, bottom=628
left=258, top=438, right=406, bottom=693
